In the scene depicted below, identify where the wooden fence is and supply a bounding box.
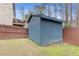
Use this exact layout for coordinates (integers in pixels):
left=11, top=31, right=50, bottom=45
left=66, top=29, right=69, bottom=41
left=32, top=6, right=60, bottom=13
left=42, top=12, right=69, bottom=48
left=0, top=25, right=28, bottom=39
left=64, top=28, right=79, bottom=46
left=1, top=24, right=79, bottom=46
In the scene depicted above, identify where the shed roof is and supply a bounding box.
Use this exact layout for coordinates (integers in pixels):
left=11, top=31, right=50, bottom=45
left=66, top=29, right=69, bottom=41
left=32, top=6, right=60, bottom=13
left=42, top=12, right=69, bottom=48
left=27, top=14, right=63, bottom=23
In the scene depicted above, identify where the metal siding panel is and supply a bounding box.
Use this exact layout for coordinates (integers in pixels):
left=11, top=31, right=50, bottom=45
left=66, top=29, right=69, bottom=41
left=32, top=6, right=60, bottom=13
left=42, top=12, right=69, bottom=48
left=28, top=17, right=41, bottom=44
left=41, top=19, right=62, bottom=45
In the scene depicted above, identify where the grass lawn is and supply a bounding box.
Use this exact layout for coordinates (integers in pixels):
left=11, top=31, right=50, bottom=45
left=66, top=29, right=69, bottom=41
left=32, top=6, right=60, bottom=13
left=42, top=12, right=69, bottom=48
left=0, top=38, right=79, bottom=56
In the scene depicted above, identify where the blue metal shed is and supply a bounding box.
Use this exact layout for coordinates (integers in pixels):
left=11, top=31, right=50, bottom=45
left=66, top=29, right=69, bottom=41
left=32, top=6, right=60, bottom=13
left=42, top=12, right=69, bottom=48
left=27, top=14, right=63, bottom=45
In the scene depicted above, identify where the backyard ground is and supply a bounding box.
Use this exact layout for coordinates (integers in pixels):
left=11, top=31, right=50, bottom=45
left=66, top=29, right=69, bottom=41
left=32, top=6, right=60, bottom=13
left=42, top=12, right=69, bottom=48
left=0, top=38, right=79, bottom=56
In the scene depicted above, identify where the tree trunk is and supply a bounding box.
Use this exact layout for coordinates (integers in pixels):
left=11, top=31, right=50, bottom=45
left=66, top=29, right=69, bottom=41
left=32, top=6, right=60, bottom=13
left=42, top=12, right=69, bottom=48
left=48, top=4, right=52, bottom=16
left=76, top=4, right=79, bottom=27
left=53, top=4, right=57, bottom=19
left=65, top=3, right=68, bottom=27
left=70, top=3, right=72, bottom=27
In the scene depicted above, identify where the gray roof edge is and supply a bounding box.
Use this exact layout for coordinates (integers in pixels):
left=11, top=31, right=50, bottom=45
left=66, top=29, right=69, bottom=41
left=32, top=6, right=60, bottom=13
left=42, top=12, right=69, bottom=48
left=27, top=14, right=63, bottom=23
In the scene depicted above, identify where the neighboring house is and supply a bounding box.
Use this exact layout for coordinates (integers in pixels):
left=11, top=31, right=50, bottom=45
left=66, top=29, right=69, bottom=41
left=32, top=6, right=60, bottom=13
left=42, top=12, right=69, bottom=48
left=23, top=22, right=28, bottom=28
left=21, top=14, right=29, bottom=28
left=27, top=14, right=63, bottom=45
left=13, top=18, right=25, bottom=27
left=0, top=3, right=15, bottom=25
left=13, top=6, right=28, bottom=28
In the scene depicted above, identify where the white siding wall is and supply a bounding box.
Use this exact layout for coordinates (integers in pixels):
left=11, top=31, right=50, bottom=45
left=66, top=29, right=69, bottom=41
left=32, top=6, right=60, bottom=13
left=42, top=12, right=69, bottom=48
left=0, top=3, right=14, bottom=25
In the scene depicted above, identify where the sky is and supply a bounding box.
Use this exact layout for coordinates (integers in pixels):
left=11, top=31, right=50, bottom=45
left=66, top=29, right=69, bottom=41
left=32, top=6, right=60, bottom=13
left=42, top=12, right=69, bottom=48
left=15, top=3, right=39, bottom=20
left=15, top=3, right=77, bottom=20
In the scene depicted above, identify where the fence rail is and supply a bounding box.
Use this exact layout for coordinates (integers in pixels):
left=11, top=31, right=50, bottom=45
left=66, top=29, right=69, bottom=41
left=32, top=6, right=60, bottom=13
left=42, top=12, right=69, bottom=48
left=0, top=25, right=28, bottom=39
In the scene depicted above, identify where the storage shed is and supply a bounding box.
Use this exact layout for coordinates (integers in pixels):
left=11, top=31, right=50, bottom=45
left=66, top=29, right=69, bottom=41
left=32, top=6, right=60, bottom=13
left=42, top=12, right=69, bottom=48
left=27, top=14, right=63, bottom=45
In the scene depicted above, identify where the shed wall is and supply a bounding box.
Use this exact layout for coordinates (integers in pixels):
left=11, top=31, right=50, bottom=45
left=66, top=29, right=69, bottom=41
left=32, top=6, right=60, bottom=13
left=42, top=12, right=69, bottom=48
left=28, top=17, right=41, bottom=44
left=41, top=19, right=62, bottom=45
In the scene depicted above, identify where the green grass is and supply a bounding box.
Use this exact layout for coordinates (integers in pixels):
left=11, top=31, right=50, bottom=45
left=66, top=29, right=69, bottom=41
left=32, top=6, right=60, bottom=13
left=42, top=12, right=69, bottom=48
left=39, top=44, right=79, bottom=56
left=0, top=38, right=79, bottom=56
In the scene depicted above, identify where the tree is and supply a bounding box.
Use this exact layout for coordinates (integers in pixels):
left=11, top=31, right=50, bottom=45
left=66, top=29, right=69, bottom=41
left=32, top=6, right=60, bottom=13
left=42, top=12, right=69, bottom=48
left=53, top=3, right=58, bottom=19
left=25, top=10, right=33, bottom=22
left=19, top=7, right=25, bottom=20
left=70, top=3, right=72, bottom=26
left=65, top=3, right=69, bottom=27
left=33, top=4, right=46, bottom=15
left=46, top=3, right=52, bottom=16
left=76, top=3, right=79, bottom=27
left=57, top=3, right=64, bottom=20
